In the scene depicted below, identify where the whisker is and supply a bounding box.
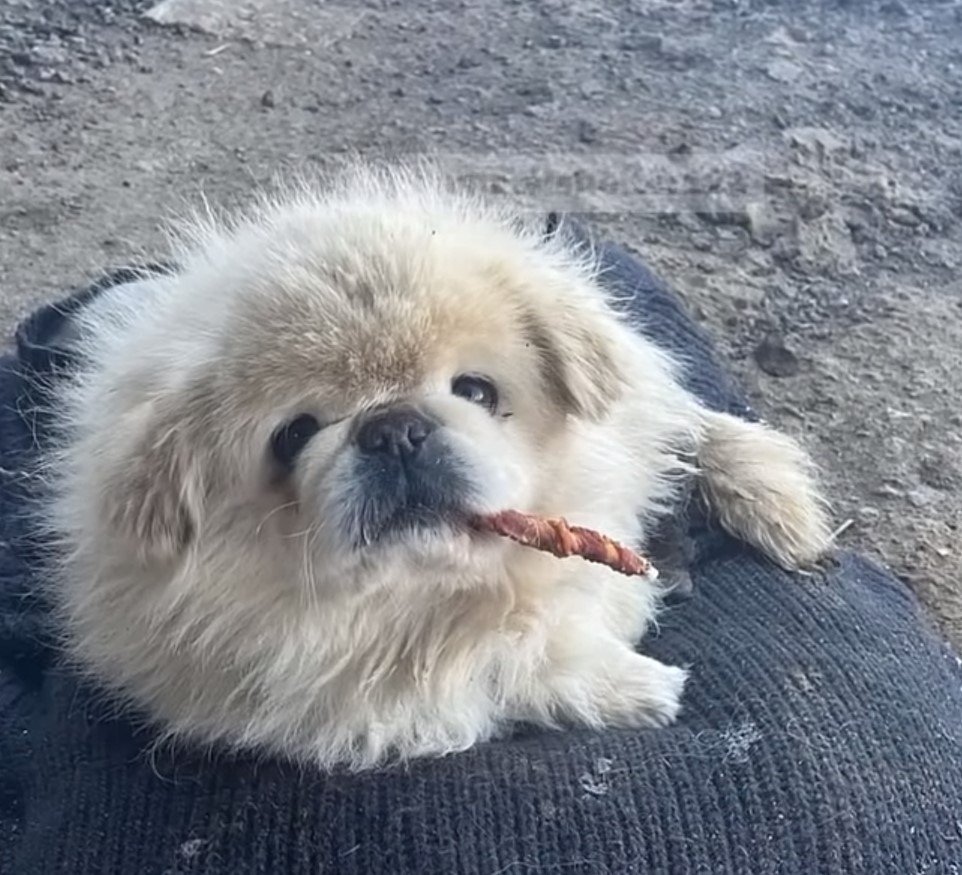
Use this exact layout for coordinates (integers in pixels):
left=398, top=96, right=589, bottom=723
left=254, top=500, right=299, bottom=537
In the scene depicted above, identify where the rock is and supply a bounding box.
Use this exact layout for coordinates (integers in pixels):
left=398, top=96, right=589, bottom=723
left=695, top=196, right=749, bottom=229
left=880, top=0, right=910, bottom=16
left=516, top=80, right=554, bottom=105
left=618, top=33, right=664, bottom=53
left=29, top=45, right=69, bottom=67
left=576, top=119, right=598, bottom=144
left=766, top=59, right=804, bottom=83
left=144, top=0, right=367, bottom=48
left=795, top=209, right=861, bottom=277
left=753, top=333, right=800, bottom=377
left=765, top=26, right=798, bottom=47
left=888, top=205, right=922, bottom=227
left=784, top=126, right=848, bottom=158
left=260, top=89, right=275, bottom=108
left=745, top=201, right=781, bottom=244
left=919, top=453, right=962, bottom=491
left=907, top=487, right=939, bottom=509
left=873, top=482, right=904, bottom=499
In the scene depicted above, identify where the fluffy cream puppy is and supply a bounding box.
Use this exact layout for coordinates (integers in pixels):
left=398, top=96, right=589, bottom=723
left=42, top=167, right=831, bottom=770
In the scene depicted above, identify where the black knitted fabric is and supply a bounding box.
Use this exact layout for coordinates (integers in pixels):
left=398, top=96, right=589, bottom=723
left=2, top=232, right=962, bottom=875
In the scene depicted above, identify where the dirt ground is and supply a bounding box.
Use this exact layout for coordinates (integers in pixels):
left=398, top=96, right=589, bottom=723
left=1, top=0, right=961, bottom=648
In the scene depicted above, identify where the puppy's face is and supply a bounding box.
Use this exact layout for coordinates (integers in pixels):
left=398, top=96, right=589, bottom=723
left=96, top=205, right=630, bottom=598
left=240, top=267, right=558, bottom=581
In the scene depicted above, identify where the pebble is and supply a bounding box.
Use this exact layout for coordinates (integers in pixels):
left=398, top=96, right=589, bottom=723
left=880, top=0, right=910, bottom=17
left=576, top=119, right=598, bottom=144
left=784, top=126, right=848, bottom=157
left=873, top=483, right=904, bottom=499
left=919, top=454, right=961, bottom=491
left=618, top=33, right=664, bottom=53
left=766, top=59, right=804, bottom=83
left=888, top=205, right=922, bottom=227
left=753, top=332, right=800, bottom=378
left=516, top=81, right=554, bottom=104
left=907, top=488, right=937, bottom=509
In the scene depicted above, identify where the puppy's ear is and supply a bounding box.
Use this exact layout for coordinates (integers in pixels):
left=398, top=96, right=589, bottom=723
left=99, top=395, right=209, bottom=562
left=524, top=299, right=627, bottom=421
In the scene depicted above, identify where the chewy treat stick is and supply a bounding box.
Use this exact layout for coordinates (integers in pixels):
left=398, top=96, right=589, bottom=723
left=471, top=510, right=657, bottom=579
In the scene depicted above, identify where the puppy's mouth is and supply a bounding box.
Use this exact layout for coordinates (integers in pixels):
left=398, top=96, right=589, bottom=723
left=348, top=451, right=477, bottom=549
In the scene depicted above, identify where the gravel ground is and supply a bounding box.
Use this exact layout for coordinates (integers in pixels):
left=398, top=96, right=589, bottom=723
left=0, top=0, right=150, bottom=96
left=1, top=0, right=961, bottom=647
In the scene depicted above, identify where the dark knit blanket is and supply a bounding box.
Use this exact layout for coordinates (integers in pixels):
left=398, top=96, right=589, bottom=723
left=1, top=229, right=961, bottom=875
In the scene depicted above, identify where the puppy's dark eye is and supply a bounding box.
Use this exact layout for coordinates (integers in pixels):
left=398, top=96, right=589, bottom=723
left=272, top=414, right=321, bottom=468
left=452, top=375, right=499, bottom=413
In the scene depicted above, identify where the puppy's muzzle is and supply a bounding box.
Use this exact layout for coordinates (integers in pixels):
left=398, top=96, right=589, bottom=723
left=347, top=405, right=474, bottom=547
left=355, top=406, right=436, bottom=459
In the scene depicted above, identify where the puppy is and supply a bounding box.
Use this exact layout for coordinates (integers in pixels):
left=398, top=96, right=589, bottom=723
left=41, top=166, right=831, bottom=770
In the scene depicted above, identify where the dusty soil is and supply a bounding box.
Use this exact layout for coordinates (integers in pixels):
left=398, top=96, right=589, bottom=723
left=1, top=0, right=961, bottom=646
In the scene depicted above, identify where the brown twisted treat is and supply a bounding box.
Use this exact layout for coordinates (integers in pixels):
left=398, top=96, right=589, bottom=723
left=470, top=510, right=657, bottom=579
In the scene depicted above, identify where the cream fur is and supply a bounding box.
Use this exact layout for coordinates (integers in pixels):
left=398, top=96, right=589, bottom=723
left=39, top=165, right=832, bottom=770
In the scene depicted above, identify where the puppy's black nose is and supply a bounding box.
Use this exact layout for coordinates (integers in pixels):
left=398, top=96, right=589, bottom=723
left=356, top=407, right=436, bottom=458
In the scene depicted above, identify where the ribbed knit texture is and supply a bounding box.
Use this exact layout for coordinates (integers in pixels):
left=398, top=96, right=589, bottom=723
left=2, top=225, right=961, bottom=874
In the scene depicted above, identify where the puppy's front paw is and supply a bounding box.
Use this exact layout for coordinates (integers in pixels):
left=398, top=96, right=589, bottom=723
left=698, top=410, right=833, bottom=570
left=596, top=653, right=688, bottom=728
left=521, top=643, right=687, bottom=731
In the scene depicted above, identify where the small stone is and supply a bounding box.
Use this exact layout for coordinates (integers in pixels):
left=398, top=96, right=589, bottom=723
left=523, top=104, right=554, bottom=119
left=260, top=89, right=276, bottom=108
left=766, top=59, right=804, bottom=84
left=872, top=483, right=903, bottom=499
left=543, top=34, right=565, bottom=49
left=706, top=105, right=723, bottom=119
left=516, top=81, right=554, bottom=104
left=695, top=197, right=748, bottom=229
left=880, top=0, right=910, bottom=16
left=745, top=201, right=780, bottom=244
left=888, top=205, right=922, bottom=227
left=919, top=454, right=962, bottom=491
left=618, top=33, right=663, bottom=53
left=30, top=45, right=69, bottom=67
left=765, top=26, right=797, bottom=47
left=576, top=119, right=598, bottom=144
left=784, top=126, right=847, bottom=157
left=753, top=333, right=800, bottom=378
left=858, top=506, right=881, bottom=522
left=907, top=488, right=937, bottom=509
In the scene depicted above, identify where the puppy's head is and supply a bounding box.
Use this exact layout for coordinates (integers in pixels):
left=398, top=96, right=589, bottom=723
left=85, top=177, right=634, bottom=597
